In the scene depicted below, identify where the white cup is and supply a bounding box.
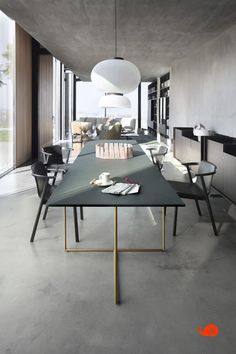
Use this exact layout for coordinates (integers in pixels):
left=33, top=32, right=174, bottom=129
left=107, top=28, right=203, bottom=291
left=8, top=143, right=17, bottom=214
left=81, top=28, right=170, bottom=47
left=99, top=172, right=111, bottom=184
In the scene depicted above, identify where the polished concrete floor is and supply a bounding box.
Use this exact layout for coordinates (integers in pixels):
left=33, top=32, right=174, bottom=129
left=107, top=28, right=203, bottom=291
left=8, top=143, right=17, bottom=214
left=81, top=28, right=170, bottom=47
left=1, top=155, right=236, bottom=354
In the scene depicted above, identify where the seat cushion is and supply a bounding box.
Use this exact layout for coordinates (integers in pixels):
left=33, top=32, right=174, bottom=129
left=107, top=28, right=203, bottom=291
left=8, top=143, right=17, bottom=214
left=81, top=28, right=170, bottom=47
left=169, top=180, right=205, bottom=200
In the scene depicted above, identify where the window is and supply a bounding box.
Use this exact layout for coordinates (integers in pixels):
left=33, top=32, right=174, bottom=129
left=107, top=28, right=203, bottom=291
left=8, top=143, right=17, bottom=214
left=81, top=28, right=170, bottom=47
left=0, top=11, right=15, bottom=176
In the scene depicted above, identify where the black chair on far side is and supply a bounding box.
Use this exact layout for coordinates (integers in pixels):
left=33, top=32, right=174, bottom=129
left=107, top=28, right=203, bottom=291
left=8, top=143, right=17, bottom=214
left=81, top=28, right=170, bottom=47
left=42, top=144, right=72, bottom=182
left=169, top=161, right=218, bottom=236
left=146, top=145, right=168, bottom=172
left=30, top=161, right=83, bottom=243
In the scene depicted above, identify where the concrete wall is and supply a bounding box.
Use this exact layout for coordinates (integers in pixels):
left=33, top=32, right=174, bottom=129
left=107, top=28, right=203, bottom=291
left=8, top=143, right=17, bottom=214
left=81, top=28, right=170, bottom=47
left=170, top=24, right=236, bottom=139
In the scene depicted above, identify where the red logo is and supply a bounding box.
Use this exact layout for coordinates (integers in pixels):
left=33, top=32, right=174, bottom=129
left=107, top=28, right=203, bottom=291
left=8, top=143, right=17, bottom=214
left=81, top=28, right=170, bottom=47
left=196, top=324, right=219, bottom=337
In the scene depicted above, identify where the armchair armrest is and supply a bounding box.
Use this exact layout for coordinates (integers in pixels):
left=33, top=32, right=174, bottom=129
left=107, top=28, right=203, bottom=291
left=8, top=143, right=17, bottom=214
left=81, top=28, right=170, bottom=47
left=182, top=163, right=198, bottom=184
left=152, top=152, right=166, bottom=157
left=182, top=162, right=199, bottom=167
left=41, top=151, right=52, bottom=164
left=32, top=173, right=56, bottom=180
left=146, top=147, right=156, bottom=151
left=195, top=171, right=215, bottom=177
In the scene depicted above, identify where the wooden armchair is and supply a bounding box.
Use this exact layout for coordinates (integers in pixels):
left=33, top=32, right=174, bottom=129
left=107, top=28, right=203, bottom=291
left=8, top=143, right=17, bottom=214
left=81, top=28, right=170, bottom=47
left=168, top=161, right=218, bottom=236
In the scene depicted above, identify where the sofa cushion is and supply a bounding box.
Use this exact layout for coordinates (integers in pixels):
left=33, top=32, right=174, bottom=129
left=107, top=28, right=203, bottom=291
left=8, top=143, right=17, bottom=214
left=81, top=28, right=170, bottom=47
left=97, top=123, right=122, bottom=140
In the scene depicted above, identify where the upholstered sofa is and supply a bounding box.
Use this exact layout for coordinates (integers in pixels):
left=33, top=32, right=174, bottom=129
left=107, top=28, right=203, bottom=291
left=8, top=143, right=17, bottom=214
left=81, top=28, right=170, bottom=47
left=71, top=117, right=136, bottom=142
left=78, top=117, right=136, bottom=133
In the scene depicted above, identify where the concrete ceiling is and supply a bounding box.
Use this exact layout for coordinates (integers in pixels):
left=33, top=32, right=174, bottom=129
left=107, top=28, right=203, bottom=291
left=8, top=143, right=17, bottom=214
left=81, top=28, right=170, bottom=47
left=1, top=0, right=236, bottom=81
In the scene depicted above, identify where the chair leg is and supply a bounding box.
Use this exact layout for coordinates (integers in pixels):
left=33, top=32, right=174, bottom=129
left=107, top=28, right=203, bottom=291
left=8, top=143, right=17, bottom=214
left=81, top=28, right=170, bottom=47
left=173, top=206, right=178, bottom=236
left=164, top=206, right=167, bottom=217
left=52, top=171, right=58, bottom=185
left=80, top=206, right=84, bottom=220
left=30, top=200, right=44, bottom=242
left=42, top=206, right=49, bottom=220
left=73, top=207, right=79, bottom=242
left=205, top=196, right=218, bottom=236
left=195, top=200, right=202, bottom=216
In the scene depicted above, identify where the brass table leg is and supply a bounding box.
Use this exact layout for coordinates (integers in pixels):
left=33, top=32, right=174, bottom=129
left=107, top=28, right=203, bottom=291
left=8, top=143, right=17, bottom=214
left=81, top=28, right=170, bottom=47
left=64, top=207, right=67, bottom=251
left=63, top=205, right=165, bottom=305
left=114, top=206, right=118, bottom=305
left=161, top=207, right=166, bottom=251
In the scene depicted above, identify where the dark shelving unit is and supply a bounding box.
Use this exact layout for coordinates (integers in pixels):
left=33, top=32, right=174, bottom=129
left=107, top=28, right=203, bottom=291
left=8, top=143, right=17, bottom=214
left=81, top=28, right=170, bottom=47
left=159, top=72, right=170, bottom=139
left=147, top=80, right=157, bottom=136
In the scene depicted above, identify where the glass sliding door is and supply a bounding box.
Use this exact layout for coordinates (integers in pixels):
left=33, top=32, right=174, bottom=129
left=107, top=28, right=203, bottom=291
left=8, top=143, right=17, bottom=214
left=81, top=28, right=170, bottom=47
left=0, top=11, right=15, bottom=176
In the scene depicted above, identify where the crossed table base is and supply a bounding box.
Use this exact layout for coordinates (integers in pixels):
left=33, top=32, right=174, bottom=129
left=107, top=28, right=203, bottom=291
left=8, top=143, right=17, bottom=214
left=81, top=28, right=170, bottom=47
left=64, top=206, right=166, bottom=305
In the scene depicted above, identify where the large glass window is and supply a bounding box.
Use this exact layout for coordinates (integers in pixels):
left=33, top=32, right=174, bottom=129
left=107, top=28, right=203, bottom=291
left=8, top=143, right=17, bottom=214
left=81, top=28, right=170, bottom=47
left=76, top=81, right=150, bottom=130
left=76, top=82, right=138, bottom=126
left=0, top=11, right=15, bottom=176
left=76, top=82, right=105, bottom=118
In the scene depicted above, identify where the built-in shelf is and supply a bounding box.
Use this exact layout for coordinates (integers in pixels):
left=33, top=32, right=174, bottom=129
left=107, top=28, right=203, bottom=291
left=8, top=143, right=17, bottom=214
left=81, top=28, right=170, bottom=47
left=159, top=72, right=170, bottom=139
left=147, top=73, right=170, bottom=138
left=147, top=80, right=158, bottom=136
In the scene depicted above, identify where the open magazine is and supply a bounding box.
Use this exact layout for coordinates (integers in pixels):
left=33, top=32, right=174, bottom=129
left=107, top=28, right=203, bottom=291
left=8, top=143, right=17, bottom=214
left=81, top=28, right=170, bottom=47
left=102, top=183, right=140, bottom=195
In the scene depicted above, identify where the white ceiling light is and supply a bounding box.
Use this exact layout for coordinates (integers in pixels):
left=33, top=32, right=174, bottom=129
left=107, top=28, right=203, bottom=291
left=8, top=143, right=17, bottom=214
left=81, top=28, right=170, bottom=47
left=98, top=93, right=131, bottom=108
left=91, top=0, right=141, bottom=94
left=91, top=58, right=140, bottom=94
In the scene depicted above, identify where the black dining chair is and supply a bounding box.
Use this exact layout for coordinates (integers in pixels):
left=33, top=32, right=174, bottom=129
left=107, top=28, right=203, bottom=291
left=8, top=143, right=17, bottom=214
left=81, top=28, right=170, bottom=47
left=169, top=161, right=218, bottom=236
left=30, top=161, right=83, bottom=243
left=146, top=145, right=168, bottom=172
left=42, top=144, right=72, bottom=183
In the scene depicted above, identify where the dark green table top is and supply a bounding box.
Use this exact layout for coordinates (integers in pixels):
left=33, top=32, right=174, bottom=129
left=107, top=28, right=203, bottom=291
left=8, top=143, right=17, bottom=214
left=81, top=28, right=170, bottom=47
left=47, top=140, right=184, bottom=207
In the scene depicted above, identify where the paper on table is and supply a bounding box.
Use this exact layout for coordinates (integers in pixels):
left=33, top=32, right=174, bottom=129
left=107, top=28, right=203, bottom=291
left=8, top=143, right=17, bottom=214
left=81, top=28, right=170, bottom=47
left=102, top=183, right=140, bottom=195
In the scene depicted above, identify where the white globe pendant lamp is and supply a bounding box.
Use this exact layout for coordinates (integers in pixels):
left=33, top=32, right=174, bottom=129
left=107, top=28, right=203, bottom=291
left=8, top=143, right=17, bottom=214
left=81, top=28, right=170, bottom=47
left=91, top=0, right=141, bottom=94
left=91, top=57, right=140, bottom=94
left=99, top=93, right=131, bottom=108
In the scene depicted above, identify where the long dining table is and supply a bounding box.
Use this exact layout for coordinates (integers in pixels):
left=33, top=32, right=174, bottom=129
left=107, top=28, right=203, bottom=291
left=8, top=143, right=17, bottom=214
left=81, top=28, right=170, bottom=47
left=47, top=140, right=184, bottom=304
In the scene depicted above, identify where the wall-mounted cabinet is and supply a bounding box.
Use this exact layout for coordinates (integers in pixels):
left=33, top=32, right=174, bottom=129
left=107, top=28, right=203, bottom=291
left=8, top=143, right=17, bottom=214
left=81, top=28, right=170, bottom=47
left=173, top=127, right=201, bottom=163
left=207, top=134, right=236, bottom=204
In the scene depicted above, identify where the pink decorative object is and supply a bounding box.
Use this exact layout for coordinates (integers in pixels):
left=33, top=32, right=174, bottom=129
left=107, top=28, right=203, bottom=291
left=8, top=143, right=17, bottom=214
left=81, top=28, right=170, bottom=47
left=96, top=143, right=133, bottom=159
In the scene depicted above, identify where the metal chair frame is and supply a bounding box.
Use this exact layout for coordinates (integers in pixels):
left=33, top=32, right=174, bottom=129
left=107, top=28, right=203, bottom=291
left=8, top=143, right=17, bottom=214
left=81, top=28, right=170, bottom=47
left=170, top=161, right=218, bottom=236
left=30, top=162, right=83, bottom=243
left=146, top=145, right=168, bottom=172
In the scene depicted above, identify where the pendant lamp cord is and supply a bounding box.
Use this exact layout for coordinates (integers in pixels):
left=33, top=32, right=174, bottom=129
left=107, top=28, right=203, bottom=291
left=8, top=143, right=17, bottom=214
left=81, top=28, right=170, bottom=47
left=115, top=0, right=117, bottom=57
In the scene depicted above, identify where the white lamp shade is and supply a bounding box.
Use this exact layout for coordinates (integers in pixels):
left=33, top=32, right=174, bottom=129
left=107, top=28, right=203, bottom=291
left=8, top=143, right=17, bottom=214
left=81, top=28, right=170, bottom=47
left=98, top=94, right=131, bottom=108
left=193, top=124, right=209, bottom=136
left=91, top=58, right=141, bottom=94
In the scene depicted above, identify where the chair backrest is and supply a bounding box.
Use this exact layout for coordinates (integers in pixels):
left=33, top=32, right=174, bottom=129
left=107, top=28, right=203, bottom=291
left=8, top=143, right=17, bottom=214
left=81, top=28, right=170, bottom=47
left=31, top=161, right=49, bottom=198
left=196, top=161, right=216, bottom=194
left=42, top=145, right=64, bottom=165
left=98, top=123, right=122, bottom=140
left=152, top=145, right=168, bottom=170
